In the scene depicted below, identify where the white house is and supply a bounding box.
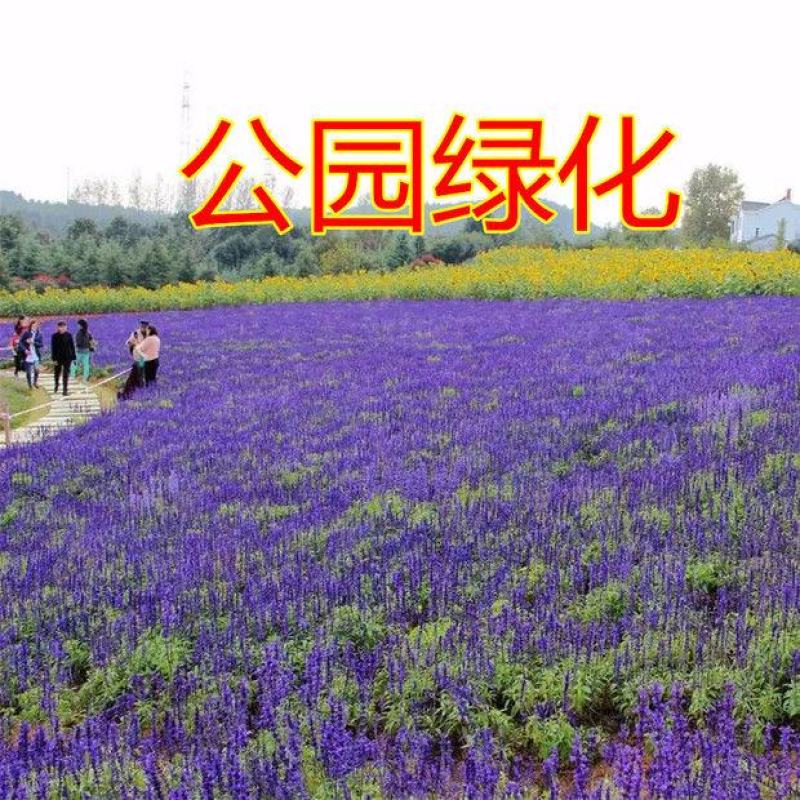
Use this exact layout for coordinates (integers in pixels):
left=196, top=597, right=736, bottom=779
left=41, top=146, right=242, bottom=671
left=730, top=190, right=800, bottom=250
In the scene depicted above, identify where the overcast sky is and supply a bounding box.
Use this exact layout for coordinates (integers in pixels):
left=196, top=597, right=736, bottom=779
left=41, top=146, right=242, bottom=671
left=2, top=0, right=798, bottom=225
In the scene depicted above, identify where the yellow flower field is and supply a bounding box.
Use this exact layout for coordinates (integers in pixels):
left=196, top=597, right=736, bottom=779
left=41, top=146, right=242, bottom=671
left=1, top=246, right=798, bottom=316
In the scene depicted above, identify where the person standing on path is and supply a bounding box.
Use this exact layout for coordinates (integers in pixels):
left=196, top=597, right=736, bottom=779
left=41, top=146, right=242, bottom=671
left=19, top=319, right=43, bottom=390
left=51, top=321, right=76, bottom=396
left=134, top=324, right=160, bottom=386
left=72, top=318, right=95, bottom=383
left=10, top=316, right=26, bottom=378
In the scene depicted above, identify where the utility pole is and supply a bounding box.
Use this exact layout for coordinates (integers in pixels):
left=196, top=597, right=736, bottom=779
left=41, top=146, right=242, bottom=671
left=180, top=73, right=195, bottom=213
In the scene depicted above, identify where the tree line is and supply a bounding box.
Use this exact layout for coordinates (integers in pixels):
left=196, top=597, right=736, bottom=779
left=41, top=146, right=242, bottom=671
left=0, top=164, right=786, bottom=292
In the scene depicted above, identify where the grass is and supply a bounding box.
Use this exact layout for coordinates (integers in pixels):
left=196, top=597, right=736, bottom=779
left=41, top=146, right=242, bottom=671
left=0, top=374, right=51, bottom=429
left=93, top=378, right=119, bottom=411
left=84, top=364, right=122, bottom=411
left=0, top=363, right=119, bottom=437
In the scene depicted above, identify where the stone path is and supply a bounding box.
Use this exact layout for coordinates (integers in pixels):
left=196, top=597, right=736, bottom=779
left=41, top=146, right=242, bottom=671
left=1, top=371, right=103, bottom=446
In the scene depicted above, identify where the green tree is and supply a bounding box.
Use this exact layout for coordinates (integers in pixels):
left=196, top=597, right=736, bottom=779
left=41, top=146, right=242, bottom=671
left=464, top=217, right=483, bottom=234
left=8, top=233, right=45, bottom=280
left=612, top=209, right=679, bottom=248
left=176, top=251, right=196, bottom=283
left=251, top=251, right=282, bottom=278
left=66, top=218, right=100, bottom=242
left=320, top=239, right=367, bottom=274
left=98, top=240, right=127, bottom=286
left=292, top=242, right=320, bottom=277
left=105, top=216, right=130, bottom=245
left=197, top=263, right=218, bottom=282
left=682, top=164, right=744, bottom=246
left=0, top=216, right=23, bottom=252
left=0, top=249, right=10, bottom=289
left=136, top=240, right=170, bottom=288
left=388, top=232, right=413, bottom=268
left=212, top=232, right=256, bottom=271
left=67, top=234, right=101, bottom=286
left=430, top=235, right=477, bottom=264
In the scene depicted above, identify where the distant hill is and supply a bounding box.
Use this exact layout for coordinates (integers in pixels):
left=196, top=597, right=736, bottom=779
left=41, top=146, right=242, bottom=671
left=285, top=199, right=603, bottom=242
left=428, top=199, right=603, bottom=242
left=1, top=189, right=602, bottom=242
left=0, top=191, right=168, bottom=237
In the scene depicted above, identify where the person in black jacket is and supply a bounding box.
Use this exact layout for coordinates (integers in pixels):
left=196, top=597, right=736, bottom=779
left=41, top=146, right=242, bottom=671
left=50, top=320, right=76, bottom=396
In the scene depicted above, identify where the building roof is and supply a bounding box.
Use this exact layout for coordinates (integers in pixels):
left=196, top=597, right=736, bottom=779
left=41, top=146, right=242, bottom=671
left=741, top=200, right=771, bottom=211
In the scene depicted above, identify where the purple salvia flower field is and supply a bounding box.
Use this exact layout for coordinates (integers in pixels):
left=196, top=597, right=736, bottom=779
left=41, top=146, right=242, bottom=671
left=0, top=298, right=799, bottom=797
